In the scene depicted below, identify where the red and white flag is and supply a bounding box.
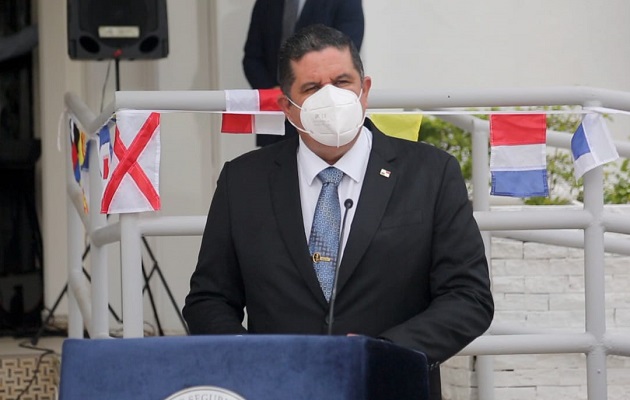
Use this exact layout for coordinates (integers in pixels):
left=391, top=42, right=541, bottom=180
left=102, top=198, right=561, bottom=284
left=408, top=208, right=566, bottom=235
left=221, top=89, right=285, bottom=135
left=101, top=111, right=161, bottom=214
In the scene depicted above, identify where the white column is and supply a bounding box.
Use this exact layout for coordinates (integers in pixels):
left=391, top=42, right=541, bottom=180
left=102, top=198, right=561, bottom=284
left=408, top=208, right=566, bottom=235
left=120, top=213, right=144, bottom=337
left=582, top=166, right=608, bottom=400
left=88, top=139, right=110, bottom=338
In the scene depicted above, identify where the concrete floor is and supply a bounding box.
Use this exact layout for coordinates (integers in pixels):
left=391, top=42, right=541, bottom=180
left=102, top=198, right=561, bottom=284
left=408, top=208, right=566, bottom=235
left=0, top=335, right=65, bottom=357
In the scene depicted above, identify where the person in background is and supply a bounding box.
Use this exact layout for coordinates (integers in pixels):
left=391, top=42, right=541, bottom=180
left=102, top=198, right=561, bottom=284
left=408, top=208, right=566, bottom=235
left=185, top=25, right=493, bottom=399
left=243, top=0, right=364, bottom=147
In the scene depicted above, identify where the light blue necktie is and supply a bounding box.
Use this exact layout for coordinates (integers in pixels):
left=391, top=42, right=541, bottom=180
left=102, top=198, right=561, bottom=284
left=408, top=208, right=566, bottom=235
left=309, top=167, right=344, bottom=301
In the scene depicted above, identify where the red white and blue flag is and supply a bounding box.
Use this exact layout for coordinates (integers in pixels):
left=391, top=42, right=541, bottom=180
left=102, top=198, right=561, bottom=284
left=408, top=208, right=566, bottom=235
left=490, top=114, right=549, bottom=198
left=98, top=123, right=113, bottom=179
left=221, top=89, right=285, bottom=135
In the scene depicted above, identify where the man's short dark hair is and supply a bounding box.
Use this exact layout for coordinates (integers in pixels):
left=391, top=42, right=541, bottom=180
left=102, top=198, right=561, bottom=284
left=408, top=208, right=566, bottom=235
left=277, top=24, right=364, bottom=95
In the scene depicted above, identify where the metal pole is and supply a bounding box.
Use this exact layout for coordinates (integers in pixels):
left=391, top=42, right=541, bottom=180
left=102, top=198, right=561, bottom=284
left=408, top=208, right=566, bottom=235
left=474, top=209, right=591, bottom=230
left=460, top=333, right=596, bottom=355
left=582, top=165, right=608, bottom=400
left=368, top=86, right=630, bottom=110
left=470, top=117, right=495, bottom=400
left=66, top=127, right=84, bottom=339
left=494, top=229, right=630, bottom=256
left=88, top=138, right=110, bottom=338
left=605, top=333, right=630, bottom=357
left=67, top=189, right=84, bottom=338
left=120, top=213, right=144, bottom=337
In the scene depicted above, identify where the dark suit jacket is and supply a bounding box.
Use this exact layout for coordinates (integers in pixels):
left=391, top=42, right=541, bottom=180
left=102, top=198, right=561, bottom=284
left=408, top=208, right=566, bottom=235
left=184, top=120, right=494, bottom=399
left=243, top=0, right=365, bottom=89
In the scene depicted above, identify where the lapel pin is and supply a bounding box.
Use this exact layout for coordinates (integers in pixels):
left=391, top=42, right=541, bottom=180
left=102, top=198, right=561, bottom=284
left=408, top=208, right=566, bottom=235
left=379, top=169, right=391, bottom=178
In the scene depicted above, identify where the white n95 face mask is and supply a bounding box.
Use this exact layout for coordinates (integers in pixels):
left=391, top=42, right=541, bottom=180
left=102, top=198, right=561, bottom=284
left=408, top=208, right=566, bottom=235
left=288, top=85, right=365, bottom=147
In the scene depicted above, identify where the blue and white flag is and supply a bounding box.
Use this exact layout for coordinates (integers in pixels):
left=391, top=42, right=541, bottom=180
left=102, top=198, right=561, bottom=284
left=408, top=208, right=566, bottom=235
left=571, top=114, right=619, bottom=179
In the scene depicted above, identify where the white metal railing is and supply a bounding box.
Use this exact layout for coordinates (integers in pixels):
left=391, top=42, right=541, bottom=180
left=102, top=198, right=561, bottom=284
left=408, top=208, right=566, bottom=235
left=64, top=87, right=630, bottom=400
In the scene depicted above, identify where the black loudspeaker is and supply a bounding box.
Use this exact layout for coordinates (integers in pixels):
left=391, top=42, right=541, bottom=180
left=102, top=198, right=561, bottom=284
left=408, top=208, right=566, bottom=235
left=67, top=0, right=169, bottom=60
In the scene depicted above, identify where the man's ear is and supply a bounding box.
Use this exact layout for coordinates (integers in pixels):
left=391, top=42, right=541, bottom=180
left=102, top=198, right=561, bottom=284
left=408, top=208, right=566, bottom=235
left=278, top=95, right=292, bottom=116
left=360, top=76, right=372, bottom=108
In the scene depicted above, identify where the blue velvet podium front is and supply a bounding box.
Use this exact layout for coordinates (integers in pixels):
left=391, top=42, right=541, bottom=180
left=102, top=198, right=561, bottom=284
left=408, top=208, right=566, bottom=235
left=59, top=335, right=429, bottom=399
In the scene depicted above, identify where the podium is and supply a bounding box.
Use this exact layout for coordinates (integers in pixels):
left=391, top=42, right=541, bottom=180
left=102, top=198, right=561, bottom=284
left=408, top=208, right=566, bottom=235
left=59, top=335, right=429, bottom=399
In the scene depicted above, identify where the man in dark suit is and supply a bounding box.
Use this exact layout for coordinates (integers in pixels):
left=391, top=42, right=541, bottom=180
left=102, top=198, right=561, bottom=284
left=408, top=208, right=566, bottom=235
left=243, top=0, right=364, bottom=147
left=185, top=25, right=493, bottom=399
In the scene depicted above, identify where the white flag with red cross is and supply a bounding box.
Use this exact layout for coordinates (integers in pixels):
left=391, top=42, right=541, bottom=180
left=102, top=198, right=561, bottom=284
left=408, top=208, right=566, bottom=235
left=101, top=110, right=161, bottom=214
left=221, top=89, right=286, bottom=135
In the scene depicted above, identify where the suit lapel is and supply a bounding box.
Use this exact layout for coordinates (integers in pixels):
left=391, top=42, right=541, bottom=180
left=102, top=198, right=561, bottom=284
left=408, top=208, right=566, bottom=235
left=336, top=125, right=397, bottom=293
left=270, top=139, right=329, bottom=306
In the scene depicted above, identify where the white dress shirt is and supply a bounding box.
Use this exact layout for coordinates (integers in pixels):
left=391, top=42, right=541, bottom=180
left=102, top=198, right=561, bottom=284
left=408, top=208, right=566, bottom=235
left=297, top=126, right=373, bottom=261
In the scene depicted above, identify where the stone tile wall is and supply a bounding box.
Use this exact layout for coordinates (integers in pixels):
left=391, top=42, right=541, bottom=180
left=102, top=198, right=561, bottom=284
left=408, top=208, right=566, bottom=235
left=441, top=237, right=630, bottom=400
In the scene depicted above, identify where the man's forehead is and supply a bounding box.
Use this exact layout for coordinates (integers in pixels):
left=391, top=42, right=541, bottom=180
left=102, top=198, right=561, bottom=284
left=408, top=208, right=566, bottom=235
left=290, top=47, right=358, bottom=80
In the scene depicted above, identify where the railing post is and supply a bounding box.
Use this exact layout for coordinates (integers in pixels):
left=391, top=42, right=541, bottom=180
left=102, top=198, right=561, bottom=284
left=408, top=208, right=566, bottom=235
left=120, top=213, right=144, bottom=337
left=66, top=130, right=84, bottom=339
left=471, top=117, right=495, bottom=400
left=66, top=189, right=84, bottom=338
left=88, top=138, right=111, bottom=338
left=582, top=164, right=608, bottom=400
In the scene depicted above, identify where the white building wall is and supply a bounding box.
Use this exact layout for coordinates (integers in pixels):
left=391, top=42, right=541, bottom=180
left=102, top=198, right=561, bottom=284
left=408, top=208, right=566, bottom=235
left=363, top=1, right=630, bottom=91
left=361, top=0, right=630, bottom=140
